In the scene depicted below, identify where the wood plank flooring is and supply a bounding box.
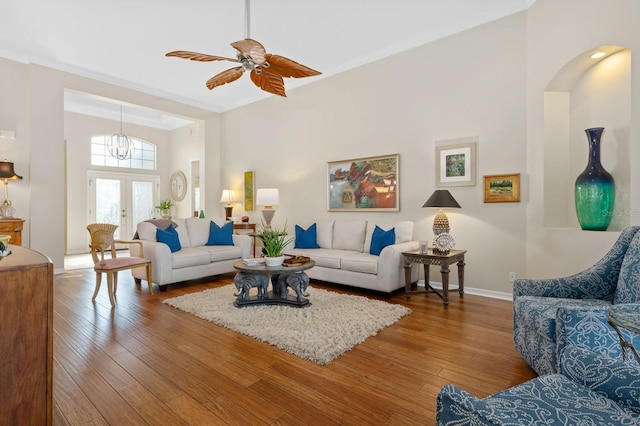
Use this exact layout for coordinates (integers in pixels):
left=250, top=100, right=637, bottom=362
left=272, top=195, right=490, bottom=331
left=53, top=268, right=536, bottom=425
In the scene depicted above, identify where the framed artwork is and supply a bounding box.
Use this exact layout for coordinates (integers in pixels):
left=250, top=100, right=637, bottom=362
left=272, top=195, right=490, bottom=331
left=484, top=173, right=520, bottom=203
left=327, top=154, right=399, bottom=212
left=436, top=138, right=477, bottom=187
left=244, top=170, right=254, bottom=211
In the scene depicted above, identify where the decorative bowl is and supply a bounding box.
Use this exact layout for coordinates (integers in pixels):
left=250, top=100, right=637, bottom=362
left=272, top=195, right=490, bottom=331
left=265, top=255, right=285, bottom=267
left=0, top=234, right=10, bottom=246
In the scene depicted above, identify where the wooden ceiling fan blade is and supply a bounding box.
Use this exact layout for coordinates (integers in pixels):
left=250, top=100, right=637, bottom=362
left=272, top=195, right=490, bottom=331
left=231, top=39, right=267, bottom=65
left=206, top=67, right=245, bottom=90
left=250, top=70, right=286, bottom=97
left=265, top=54, right=321, bottom=78
left=166, top=50, right=238, bottom=63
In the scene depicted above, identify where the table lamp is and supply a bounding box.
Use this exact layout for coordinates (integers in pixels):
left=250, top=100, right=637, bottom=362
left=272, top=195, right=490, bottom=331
left=256, top=188, right=279, bottom=228
left=0, top=159, right=23, bottom=218
left=422, top=189, right=461, bottom=235
left=220, top=189, right=237, bottom=220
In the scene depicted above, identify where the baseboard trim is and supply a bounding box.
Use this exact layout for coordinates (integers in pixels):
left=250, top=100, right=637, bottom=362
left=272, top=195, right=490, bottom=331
left=419, top=280, right=512, bottom=301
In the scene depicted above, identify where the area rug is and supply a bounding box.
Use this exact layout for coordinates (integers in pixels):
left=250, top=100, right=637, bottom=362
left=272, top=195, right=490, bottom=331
left=163, top=285, right=411, bottom=365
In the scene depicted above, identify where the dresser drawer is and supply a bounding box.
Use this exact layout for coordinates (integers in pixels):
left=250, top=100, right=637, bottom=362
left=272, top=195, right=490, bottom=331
left=0, top=219, right=25, bottom=246
left=0, top=222, right=18, bottom=232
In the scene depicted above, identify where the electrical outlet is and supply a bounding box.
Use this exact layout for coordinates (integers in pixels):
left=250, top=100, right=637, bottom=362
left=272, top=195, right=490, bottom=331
left=509, top=272, right=517, bottom=282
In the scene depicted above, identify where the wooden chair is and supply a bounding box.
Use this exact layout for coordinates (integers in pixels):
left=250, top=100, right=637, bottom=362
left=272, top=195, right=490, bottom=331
left=87, top=223, right=153, bottom=306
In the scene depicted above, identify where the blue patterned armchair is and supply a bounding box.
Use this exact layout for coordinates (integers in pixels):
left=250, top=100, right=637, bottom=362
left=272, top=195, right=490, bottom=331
left=436, top=345, right=640, bottom=425
left=513, top=226, right=640, bottom=375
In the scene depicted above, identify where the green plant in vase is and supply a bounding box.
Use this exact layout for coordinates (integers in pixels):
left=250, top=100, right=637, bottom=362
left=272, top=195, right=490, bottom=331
left=258, top=221, right=293, bottom=266
left=155, top=199, right=174, bottom=219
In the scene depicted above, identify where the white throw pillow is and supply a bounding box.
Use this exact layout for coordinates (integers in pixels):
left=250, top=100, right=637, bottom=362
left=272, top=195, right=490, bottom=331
left=315, top=220, right=334, bottom=249
left=186, top=217, right=211, bottom=247
left=332, top=220, right=367, bottom=252
left=186, top=217, right=227, bottom=247
left=364, top=221, right=414, bottom=251
left=172, top=218, right=191, bottom=248
left=137, top=222, right=158, bottom=241
left=296, top=220, right=334, bottom=249
left=393, top=221, right=414, bottom=243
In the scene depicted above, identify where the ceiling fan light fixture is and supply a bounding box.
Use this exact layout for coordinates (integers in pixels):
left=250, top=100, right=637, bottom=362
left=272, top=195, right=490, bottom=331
left=165, top=0, right=321, bottom=97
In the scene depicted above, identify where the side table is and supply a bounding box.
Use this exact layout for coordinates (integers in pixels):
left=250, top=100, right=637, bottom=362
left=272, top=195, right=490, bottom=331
left=607, top=304, right=640, bottom=363
left=234, top=223, right=256, bottom=256
left=0, top=218, right=25, bottom=246
left=402, top=249, right=466, bottom=309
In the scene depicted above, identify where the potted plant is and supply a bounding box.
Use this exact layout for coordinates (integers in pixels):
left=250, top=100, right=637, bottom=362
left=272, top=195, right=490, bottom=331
left=155, top=199, right=174, bottom=219
left=258, top=221, right=293, bottom=266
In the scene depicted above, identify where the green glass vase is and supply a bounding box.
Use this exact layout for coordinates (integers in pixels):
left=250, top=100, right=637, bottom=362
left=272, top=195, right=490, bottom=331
left=574, top=127, right=615, bottom=231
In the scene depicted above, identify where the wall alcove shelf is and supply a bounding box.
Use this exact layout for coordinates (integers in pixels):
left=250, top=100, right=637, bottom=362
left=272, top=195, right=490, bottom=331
left=543, top=45, right=631, bottom=232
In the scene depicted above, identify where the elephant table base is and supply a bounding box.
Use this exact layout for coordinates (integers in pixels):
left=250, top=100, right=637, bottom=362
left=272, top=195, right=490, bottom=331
left=232, top=260, right=316, bottom=308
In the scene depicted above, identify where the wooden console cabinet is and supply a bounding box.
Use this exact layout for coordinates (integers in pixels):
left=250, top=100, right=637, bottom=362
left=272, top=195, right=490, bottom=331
left=0, top=218, right=25, bottom=246
left=0, top=246, right=53, bottom=424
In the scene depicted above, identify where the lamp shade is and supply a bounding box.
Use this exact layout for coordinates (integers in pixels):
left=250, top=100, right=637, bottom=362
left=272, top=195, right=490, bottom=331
left=423, top=190, right=461, bottom=236
left=256, top=188, right=279, bottom=206
left=220, top=189, right=237, bottom=204
left=0, top=160, right=23, bottom=180
left=422, top=190, right=461, bottom=208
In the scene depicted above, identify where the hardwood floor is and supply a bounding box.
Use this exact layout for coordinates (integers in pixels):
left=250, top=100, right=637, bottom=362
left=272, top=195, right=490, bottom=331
left=53, top=268, right=536, bottom=425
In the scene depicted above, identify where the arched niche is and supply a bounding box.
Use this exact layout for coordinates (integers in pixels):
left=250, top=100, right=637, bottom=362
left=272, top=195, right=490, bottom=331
left=543, top=45, right=631, bottom=231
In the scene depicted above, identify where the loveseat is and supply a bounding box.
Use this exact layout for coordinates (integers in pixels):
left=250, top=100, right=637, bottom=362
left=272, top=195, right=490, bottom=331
left=130, top=217, right=252, bottom=290
left=436, top=345, right=640, bottom=425
left=513, top=226, right=640, bottom=375
left=284, top=220, right=419, bottom=295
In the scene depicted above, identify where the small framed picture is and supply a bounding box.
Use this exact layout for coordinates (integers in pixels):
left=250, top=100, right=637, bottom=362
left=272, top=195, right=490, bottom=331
left=483, top=173, right=520, bottom=203
left=436, top=137, right=477, bottom=187
left=244, top=171, right=254, bottom=211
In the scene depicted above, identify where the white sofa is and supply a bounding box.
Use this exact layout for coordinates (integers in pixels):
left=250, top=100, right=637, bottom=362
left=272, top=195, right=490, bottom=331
left=285, top=220, right=420, bottom=295
left=130, top=217, right=252, bottom=290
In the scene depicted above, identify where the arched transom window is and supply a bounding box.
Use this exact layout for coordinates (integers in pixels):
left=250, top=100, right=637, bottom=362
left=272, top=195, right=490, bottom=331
left=91, top=135, right=157, bottom=170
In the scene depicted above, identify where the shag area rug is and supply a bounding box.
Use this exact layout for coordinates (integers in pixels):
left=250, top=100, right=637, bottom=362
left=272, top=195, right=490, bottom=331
left=164, top=285, right=411, bottom=365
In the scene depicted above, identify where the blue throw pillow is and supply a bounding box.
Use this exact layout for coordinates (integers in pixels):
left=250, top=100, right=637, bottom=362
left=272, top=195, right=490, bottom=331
left=156, top=225, right=181, bottom=253
left=207, top=221, right=234, bottom=246
left=295, top=223, right=320, bottom=249
left=369, top=225, right=395, bottom=256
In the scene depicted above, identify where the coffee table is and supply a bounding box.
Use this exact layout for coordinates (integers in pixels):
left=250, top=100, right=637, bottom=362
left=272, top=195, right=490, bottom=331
left=233, top=260, right=315, bottom=307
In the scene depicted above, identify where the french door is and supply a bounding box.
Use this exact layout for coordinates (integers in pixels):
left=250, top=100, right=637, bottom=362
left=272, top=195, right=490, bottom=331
left=87, top=171, right=159, bottom=240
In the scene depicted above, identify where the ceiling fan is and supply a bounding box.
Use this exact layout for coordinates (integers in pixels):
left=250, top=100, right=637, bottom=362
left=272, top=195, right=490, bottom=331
left=165, top=0, right=321, bottom=97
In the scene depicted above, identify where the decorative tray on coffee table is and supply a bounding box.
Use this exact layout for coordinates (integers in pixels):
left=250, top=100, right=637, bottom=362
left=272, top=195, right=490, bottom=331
left=283, top=254, right=311, bottom=266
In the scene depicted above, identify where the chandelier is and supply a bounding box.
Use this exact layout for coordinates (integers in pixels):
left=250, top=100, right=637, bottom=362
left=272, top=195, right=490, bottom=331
left=107, top=106, right=135, bottom=160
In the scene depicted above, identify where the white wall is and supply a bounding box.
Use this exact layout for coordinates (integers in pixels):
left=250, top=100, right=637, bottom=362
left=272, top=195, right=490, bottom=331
left=203, top=114, right=223, bottom=218
left=169, top=126, right=192, bottom=218
left=220, top=11, right=528, bottom=294
left=0, top=58, right=30, bottom=245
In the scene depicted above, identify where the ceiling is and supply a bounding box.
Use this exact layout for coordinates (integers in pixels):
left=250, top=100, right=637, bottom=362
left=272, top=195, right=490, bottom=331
left=2, top=0, right=535, bottom=129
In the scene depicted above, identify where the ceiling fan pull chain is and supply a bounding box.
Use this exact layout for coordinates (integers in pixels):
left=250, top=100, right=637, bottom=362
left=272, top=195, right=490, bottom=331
left=245, top=0, right=251, bottom=39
